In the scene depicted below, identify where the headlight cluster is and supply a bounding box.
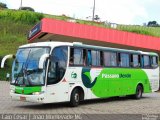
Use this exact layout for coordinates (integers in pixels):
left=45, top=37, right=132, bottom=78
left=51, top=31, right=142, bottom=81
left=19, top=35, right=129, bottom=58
left=10, top=90, right=15, bottom=93
left=32, top=91, right=45, bottom=95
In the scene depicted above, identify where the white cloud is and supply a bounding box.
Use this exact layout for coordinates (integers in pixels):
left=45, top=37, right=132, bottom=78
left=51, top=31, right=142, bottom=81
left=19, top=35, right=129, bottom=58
left=95, top=0, right=148, bottom=24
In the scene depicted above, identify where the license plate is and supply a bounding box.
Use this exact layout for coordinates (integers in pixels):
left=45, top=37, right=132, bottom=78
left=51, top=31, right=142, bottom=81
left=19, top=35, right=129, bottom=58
left=20, top=96, right=26, bottom=101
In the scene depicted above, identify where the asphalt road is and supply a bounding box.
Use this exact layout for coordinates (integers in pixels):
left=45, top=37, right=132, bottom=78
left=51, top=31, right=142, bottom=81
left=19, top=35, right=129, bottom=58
left=0, top=81, right=160, bottom=119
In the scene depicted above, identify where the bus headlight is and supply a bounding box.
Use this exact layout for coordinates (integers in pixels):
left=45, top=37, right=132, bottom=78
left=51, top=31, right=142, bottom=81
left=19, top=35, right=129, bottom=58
left=10, top=90, right=15, bottom=93
left=32, top=91, right=45, bottom=95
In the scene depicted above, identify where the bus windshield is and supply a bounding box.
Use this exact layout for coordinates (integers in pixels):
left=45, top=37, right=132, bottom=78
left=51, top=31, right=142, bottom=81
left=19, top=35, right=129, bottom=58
left=12, top=47, right=50, bottom=86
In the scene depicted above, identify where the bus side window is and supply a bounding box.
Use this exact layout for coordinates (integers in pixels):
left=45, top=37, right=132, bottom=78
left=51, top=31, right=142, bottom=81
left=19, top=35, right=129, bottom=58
left=74, top=48, right=83, bottom=65
left=151, top=56, right=158, bottom=68
left=118, top=53, right=130, bottom=67
left=104, top=51, right=117, bottom=67
left=70, top=48, right=87, bottom=66
left=91, top=50, right=101, bottom=66
left=131, top=54, right=140, bottom=68
left=143, top=55, right=150, bottom=68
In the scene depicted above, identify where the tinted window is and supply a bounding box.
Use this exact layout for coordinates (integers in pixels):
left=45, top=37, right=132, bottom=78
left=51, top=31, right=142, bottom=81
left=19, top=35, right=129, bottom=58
left=74, top=48, right=83, bottom=65
left=143, top=55, right=150, bottom=68
left=151, top=56, right=158, bottom=68
left=87, top=50, right=101, bottom=66
left=47, top=47, right=68, bottom=85
left=119, top=53, right=129, bottom=67
left=104, top=51, right=117, bottom=66
left=131, top=54, right=140, bottom=67
left=91, top=50, right=100, bottom=66
left=70, top=48, right=86, bottom=66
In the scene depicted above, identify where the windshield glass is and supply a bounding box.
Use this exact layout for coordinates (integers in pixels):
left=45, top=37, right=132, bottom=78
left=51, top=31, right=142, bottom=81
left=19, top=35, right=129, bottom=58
left=12, top=47, right=50, bottom=86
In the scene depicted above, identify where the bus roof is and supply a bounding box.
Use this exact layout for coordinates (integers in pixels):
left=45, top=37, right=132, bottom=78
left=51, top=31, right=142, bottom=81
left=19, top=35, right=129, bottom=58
left=73, top=42, right=158, bottom=56
left=19, top=41, right=73, bottom=48
left=19, top=41, right=158, bottom=56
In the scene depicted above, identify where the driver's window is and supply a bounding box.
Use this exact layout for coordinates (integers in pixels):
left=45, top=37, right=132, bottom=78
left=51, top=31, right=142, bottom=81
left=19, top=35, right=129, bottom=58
left=47, top=46, right=68, bottom=85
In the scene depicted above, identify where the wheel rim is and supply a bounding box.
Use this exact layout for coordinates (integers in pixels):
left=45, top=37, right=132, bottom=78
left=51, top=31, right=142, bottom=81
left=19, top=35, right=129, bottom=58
left=74, top=93, right=79, bottom=102
left=137, top=87, right=142, bottom=98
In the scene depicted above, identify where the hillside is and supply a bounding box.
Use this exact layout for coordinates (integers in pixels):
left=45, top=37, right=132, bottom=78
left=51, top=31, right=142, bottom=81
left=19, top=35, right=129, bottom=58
left=0, top=10, right=42, bottom=80
left=0, top=9, right=160, bottom=80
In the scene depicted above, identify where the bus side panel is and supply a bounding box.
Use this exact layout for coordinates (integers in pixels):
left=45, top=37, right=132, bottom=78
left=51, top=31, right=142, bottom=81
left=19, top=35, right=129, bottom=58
left=45, top=82, right=69, bottom=103
left=88, top=68, right=152, bottom=98
left=66, top=67, right=158, bottom=100
left=66, top=67, right=89, bottom=100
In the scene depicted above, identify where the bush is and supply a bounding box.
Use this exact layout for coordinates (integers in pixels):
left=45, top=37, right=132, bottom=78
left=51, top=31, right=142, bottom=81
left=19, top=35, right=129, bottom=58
left=0, top=56, right=12, bottom=81
left=0, top=56, right=2, bottom=66
left=19, top=7, right=35, bottom=12
left=0, top=2, right=8, bottom=9
left=0, top=9, right=44, bottom=25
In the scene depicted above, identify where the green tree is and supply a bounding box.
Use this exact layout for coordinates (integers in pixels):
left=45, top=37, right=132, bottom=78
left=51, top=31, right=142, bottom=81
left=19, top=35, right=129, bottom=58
left=147, top=21, right=159, bottom=27
left=19, top=7, right=35, bottom=12
left=0, top=2, right=8, bottom=9
left=94, top=15, right=100, bottom=21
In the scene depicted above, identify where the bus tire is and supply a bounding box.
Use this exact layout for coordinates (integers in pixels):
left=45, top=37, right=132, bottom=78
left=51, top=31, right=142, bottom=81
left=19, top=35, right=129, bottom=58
left=70, top=89, right=80, bottom=107
left=134, top=84, right=143, bottom=99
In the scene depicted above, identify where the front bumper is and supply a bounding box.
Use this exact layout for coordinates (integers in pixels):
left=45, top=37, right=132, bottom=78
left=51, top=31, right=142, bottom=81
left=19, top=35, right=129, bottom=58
left=10, top=92, right=45, bottom=103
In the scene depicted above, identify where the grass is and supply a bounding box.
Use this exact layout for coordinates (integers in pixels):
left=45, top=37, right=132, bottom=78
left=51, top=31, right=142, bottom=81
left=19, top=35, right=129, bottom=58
left=0, top=9, right=43, bottom=80
left=0, top=9, right=43, bottom=24
left=44, top=13, right=160, bottom=37
left=44, top=14, right=72, bottom=21
left=0, top=16, right=33, bottom=80
left=117, top=25, right=160, bottom=37
left=0, top=20, right=31, bottom=55
left=0, top=9, right=160, bottom=80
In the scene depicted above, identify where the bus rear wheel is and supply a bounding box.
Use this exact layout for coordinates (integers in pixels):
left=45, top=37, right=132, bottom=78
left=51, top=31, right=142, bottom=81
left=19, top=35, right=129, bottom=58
left=134, top=85, right=143, bottom=99
left=70, top=89, right=80, bottom=107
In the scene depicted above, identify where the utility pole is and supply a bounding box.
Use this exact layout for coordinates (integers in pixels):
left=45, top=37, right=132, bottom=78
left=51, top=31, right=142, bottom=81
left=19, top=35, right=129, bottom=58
left=20, top=0, right=22, bottom=9
left=92, top=0, right=95, bottom=21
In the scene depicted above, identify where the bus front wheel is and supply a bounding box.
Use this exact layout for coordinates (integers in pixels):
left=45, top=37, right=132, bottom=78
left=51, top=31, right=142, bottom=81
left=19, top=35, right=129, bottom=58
left=70, top=89, right=80, bottom=107
left=134, top=85, right=143, bottom=99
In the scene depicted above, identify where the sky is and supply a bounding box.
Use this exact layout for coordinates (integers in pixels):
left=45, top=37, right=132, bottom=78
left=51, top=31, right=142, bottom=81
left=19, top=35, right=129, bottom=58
left=1, top=0, right=160, bottom=25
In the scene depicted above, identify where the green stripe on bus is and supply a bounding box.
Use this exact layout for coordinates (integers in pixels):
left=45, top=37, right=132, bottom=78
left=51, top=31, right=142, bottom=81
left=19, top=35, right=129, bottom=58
left=15, top=86, right=42, bottom=95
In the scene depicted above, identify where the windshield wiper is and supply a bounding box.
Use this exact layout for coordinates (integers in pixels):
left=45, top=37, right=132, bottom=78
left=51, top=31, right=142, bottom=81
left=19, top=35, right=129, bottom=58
left=23, top=49, right=34, bottom=86
left=14, top=62, right=24, bottom=86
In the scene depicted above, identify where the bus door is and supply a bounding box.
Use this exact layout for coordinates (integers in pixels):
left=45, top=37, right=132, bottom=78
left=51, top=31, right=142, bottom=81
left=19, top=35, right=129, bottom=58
left=46, top=46, right=69, bottom=102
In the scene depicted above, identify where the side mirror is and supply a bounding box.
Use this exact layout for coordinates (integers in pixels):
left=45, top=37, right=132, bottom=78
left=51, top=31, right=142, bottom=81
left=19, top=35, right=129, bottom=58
left=1, top=55, right=15, bottom=68
left=39, top=54, right=50, bottom=69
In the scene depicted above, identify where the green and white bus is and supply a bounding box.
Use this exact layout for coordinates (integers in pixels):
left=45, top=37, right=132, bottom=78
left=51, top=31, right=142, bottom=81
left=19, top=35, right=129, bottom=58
left=1, top=42, right=159, bottom=107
